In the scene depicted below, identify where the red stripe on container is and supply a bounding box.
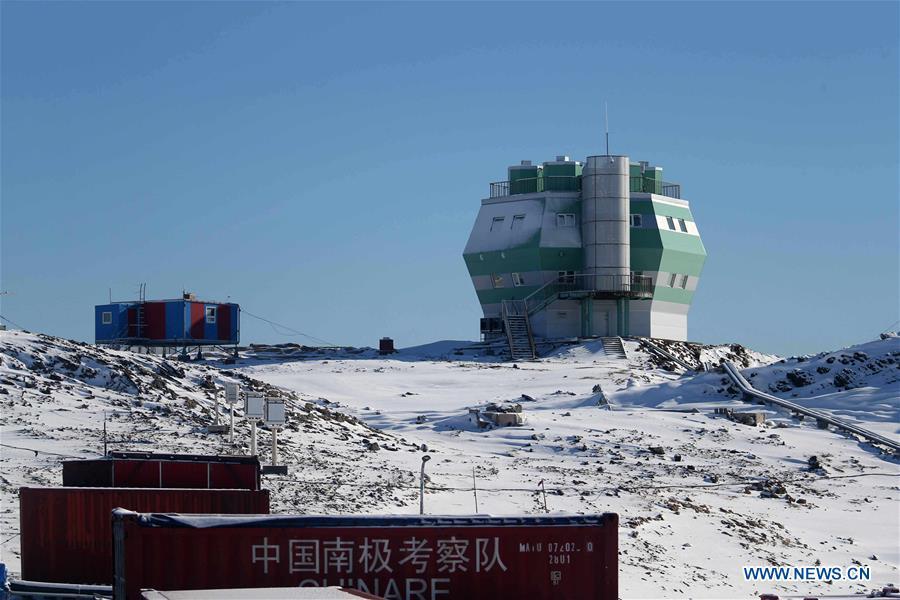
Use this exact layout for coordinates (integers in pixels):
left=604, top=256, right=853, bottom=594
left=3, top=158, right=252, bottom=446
left=144, top=302, right=166, bottom=339
left=189, top=302, right=205, bottom=339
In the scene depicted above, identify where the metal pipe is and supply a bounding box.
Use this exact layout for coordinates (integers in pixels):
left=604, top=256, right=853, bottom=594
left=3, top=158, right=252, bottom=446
left=419, top=455, right=431, bottom=515
left=271, top=428, right=278, bottom=466
left=229, top=405, right=234, bottom=444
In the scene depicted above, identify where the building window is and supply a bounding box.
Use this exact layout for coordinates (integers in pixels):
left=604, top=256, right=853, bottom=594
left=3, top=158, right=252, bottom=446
left=630, top=214, right=643, bottom=227
left=558, top=270, right=576, bottom=284
left=668, top=273, right=677, bottom=287
left=511, top=214, right=526, bottom=230
left=556, top=213, right=576, bottom=227
left=678, top=274, right=689, bottom=289
left=666, top=216, right=676, bottom=231
left=205, top=306, right=217, bottom=324
left=101, top=311, right=112, bottom=325
left=512, top=272, right=525, bottom=287
left=678, top=218, right=688, bottom=233
left=491, top=273, right=504, bottom=288
left=490, top=216, right=505, bottom=232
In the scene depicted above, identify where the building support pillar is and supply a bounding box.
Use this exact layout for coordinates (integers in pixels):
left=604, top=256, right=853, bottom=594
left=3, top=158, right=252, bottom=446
left=616, top=297, right=629, bottom=337
left=580, top=298, right=593, bottom=338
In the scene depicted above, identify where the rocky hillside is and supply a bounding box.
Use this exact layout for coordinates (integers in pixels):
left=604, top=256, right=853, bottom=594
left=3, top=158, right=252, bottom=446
left=0, top=330, right=423, bottom=574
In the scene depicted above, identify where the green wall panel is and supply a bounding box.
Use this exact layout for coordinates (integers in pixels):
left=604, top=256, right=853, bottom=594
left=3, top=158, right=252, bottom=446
left=464, top=247, right=542, bottom=277
left=650, top=286, right=695, bottom=305
left=656, top=249, right=706, bottom=277
left=464, top=246, right=582, bottom=278
left=476, top=285, right=542, bottom=304
left=538, top=247, right=583, bottom=271
left=630, top=247, right=663, bottom=272
left=659, top=229, right=707, bottom=256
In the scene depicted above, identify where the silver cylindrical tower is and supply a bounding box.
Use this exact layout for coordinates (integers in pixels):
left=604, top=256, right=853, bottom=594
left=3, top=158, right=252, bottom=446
left=581, top=155, right=630, bottom=291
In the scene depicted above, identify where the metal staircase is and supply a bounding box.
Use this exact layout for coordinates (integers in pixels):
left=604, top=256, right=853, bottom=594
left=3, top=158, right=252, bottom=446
left=501, top=300, right=536, bottom=361
left=601, top=336, right=627, bottom=360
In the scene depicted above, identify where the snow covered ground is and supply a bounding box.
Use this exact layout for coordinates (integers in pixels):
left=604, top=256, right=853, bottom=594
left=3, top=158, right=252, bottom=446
left=1, top=330, right=898, bottom=599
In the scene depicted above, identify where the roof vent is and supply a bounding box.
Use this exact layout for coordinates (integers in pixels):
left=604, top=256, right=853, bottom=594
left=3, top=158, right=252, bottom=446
left=556, top=155, right=570, bottom=162
left=520, top=160, right=532, bottom=166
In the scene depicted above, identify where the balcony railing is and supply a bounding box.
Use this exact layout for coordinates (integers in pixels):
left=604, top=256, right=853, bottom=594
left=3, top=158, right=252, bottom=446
left=489, top=176, right=681, bottom=199
left=524, top=273, right=654, bottom=315
left=630, top=176, right=681, bottom=199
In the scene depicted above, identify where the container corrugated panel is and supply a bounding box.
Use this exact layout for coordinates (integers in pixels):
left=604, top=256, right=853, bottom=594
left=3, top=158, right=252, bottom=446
left=20, top=487, right=271, bottom=585
left=95, top=303, right=130, bottom=343
left=165, top=300, right=184, bottom=340
left=113, top=513, right=618, bottom=600
left=63, top=454, right=260, bottom=490
left=62, top=459, right=113, bottom=487
left=145, top=302, right=166, bottom=340
left=217, top=303, right=232, bottom=341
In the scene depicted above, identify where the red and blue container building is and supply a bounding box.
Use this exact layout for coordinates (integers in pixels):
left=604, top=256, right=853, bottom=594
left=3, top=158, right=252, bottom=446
left=94, top=296, right=239, bottom=349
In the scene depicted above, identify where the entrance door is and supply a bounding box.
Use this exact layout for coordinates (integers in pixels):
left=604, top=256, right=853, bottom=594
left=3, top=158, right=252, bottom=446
left=591, top=310, right=609, bottom=337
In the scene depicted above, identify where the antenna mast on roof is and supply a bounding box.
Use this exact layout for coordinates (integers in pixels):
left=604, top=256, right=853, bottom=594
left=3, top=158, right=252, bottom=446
left=605, top=101, right=610, bottom=157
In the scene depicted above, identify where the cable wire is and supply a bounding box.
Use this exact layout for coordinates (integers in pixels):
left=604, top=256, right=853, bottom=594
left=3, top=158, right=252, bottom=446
left=240, top=309, right=340, bottom=347
left=0, top=313, right=25, bottom=330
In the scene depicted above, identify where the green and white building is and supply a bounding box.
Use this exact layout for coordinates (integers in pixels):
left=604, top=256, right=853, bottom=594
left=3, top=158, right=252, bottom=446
left=463, top=153, right=707, bottom=343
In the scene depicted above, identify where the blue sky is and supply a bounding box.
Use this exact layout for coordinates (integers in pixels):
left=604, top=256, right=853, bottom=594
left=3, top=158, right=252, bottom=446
left=2, top=1, right=897, bottom=356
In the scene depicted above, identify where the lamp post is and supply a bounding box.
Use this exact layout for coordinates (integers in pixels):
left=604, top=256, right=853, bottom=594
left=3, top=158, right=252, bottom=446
left=419, top=455, right=431, bottom=515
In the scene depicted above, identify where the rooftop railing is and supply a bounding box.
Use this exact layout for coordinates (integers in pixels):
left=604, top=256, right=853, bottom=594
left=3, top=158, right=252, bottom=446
left=489, top=176, right=681, bottom=199
left=489, top=176, right=581, bottom=198
left=630, top=176, right=681, bottom=199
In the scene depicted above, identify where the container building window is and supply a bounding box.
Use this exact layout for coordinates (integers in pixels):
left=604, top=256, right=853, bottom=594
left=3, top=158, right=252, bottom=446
left=556, top=213, right=576, bottom=227
left=491, top=273, right=504, bottom=288
left=205, top=307, right=217, bottom=324
left=666, top=216, right=676, bottom=230
left=668, top=273, right=678, bottom=287
left=490, top=217, right=505, bottom=232
left=679, top=274, right=689, bottom=289
left=630, top=214, right=643, bottom=227
left=512, top=272, right=525, bottom=287
left=678, top=218, right=688, bottom=233
left=511, top=215, right=526, bottom=230
left=101, top=311, right=112, bottom=325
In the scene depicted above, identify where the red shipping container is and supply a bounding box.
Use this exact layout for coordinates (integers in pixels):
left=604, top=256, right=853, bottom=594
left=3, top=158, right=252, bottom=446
left=62, top=453, right=260, bottom=491
left=19, top=487, right=271, bottom=585
left=113, top=512, right=618, bottom=600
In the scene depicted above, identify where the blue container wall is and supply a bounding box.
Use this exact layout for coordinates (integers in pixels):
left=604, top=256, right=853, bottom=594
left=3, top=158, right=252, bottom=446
left=95, top=300, right=238, bottom=345
left=165, top=301, right=185, bottom=340
left=95, top=304, right=130, bottom=342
